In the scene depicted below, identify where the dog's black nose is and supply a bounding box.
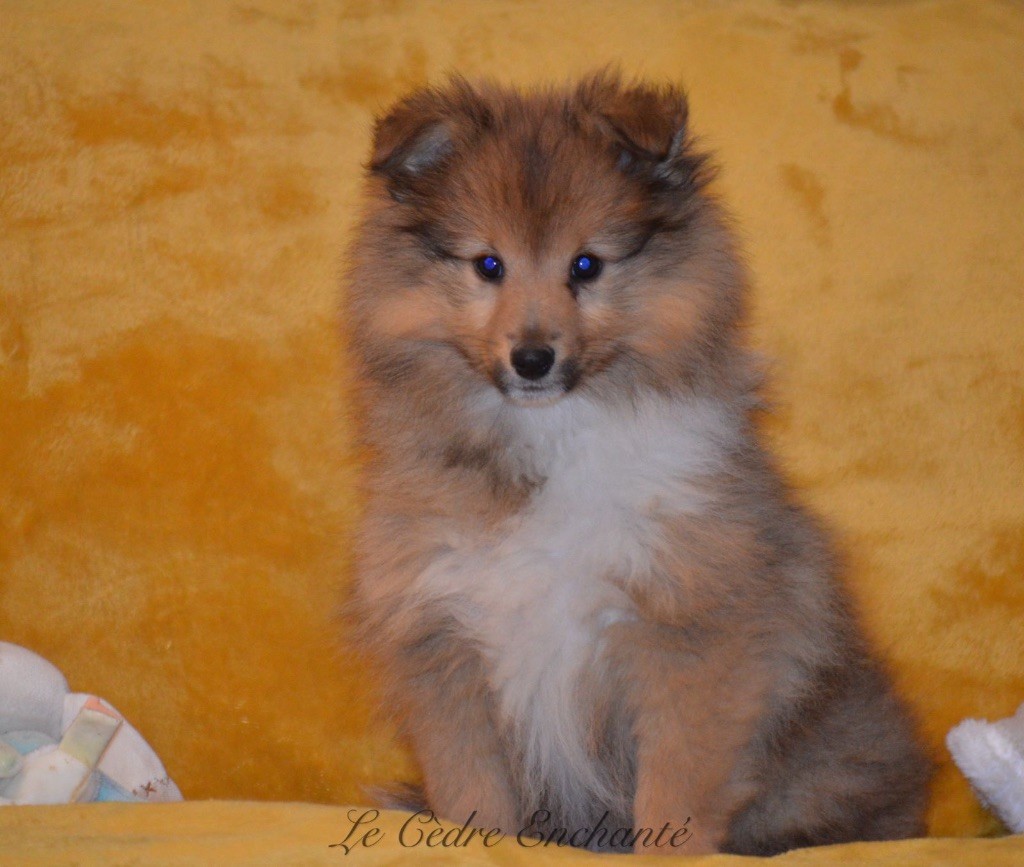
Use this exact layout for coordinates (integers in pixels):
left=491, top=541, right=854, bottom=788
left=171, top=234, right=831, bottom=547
left=510, top=344, right=556, bottom=380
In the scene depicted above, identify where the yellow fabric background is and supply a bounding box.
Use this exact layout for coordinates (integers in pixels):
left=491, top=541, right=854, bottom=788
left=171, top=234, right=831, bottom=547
left=2, top=802, right=1024, bottom=866
left=1, top=0, right=1022, bottom=856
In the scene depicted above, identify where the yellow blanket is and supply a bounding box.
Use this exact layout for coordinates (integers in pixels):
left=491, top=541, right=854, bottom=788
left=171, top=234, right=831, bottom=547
left=1, top=803, right=1022, bottom=865
left=1, top=0, right=1022, bottom=859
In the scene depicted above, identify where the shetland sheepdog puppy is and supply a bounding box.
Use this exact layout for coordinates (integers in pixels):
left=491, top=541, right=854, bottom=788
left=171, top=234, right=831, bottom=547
left=343, top=73, right=930, bottom=856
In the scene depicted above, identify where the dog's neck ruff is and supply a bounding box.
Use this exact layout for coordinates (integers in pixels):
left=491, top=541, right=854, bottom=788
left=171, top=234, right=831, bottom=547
left=415, top=392, right=738, bottom=819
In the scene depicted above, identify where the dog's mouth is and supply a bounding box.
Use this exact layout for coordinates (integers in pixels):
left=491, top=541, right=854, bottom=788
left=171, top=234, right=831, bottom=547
left=502, top=382, right=568, bottom=407
left=493, top=359, right=580, bottom=407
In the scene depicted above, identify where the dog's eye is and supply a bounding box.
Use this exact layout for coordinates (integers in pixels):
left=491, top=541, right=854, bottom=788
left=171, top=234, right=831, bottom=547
left=474, top=255, right=504, bottom=281
left=570, top=254, right=602, bottom=281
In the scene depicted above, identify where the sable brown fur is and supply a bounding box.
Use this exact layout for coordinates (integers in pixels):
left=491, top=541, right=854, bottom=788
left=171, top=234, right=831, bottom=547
left=344, top=72, right=931, bottom=855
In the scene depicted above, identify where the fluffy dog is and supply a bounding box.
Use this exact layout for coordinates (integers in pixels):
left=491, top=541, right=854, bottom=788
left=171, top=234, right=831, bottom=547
left=344, top=73, right=930, bottom=855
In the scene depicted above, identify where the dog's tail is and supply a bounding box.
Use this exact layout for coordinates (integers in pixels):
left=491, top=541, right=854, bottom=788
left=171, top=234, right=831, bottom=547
left=365, top=781, right=428, bottom=812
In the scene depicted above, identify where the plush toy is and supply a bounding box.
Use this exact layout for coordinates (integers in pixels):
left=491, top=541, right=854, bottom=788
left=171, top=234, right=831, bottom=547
left=947, top=702, right=1024, bottom=834
left=0, top=641, right=181, bottom=805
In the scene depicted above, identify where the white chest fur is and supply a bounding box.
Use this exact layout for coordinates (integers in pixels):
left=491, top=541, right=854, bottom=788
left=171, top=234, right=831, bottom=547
left=413, top=394, right=736, bottom=809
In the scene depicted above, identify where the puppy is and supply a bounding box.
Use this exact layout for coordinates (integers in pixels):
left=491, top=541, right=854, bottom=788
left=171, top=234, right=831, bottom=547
left=344, top=73, right=930, bottom=855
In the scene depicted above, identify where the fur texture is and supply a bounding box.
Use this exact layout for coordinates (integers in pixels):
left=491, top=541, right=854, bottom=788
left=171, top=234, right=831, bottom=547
left=344, top=73, right=931, bottom=856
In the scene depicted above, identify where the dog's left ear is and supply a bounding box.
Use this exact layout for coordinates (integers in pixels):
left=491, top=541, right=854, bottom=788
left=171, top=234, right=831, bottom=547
left=579, top=74, right=702, bottom=184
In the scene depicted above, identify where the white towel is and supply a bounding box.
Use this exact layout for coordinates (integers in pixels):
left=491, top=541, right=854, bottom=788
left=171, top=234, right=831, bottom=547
left=947, top=702, right=1024, bottom=833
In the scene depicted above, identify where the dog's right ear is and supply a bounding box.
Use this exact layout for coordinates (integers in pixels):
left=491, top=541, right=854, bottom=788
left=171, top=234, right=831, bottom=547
left=370, top=78, right=489, bottom=194
left=371, top=95, right=453, bottom=180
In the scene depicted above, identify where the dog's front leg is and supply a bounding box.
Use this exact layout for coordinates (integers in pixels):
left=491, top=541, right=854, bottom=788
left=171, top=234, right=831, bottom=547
left=613, top=622, right=768, bottom=856
left=396, top=628, right=517, bottom=832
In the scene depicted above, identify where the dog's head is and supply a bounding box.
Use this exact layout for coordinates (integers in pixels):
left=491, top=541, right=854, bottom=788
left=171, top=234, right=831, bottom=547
left=350, top=72, right=745, bottom=407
